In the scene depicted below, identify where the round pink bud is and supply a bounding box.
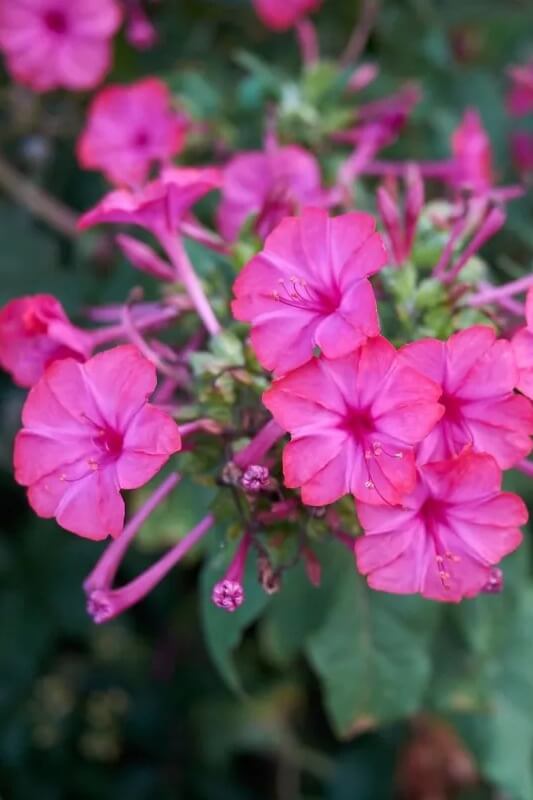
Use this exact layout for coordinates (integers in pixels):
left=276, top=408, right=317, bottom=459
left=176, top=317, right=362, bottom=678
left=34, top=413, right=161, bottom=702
left=241, top=464, right=270, bottom=493
left=212, top=579, right=244, bottom=612
left=482, top=567, right=504, bottom=594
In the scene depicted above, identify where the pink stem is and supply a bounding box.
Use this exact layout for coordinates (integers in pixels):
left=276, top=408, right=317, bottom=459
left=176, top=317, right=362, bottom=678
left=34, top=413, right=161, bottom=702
left=233, top=419, right=285, bottom=468
left=180, top=217, right=230, bottom=255
left=179, top=418, right=222, bottom=437
left=467, top=274, right=533, bottom=307
left=432, top=214, right=467, bottom=279
left=160, top=232, right=221, bottom=336
left=516, top=459, right=533, bottom=477
left=295, top=18, right=319, bottom=68
left=89, top=305, right=179, bottom=347
left=225, top=533, right=252, bottom=583
left=361, top=159, right=456, bottom=178
left=443, top=206, right=506, bottom=284
left=88, top=514, right=215, bottom=623
left=120, top=305, right=182, bottom=379
left=340, top=0, right=380, bottom=67
left=84, top=472, right=181, bottom=594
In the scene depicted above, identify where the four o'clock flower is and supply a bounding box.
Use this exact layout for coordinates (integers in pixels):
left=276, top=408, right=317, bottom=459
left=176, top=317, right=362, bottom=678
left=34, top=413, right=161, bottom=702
left=14, top=345, right=181, bottom=540
left=232, top=208, right=387, bottom=376
left=0, top=0, right=122, bottom=92
left=263, top=336, right=444, bottom=506
left=77, top=78, right=188, bottom=188
left=355, top=450, right=527, bottom=602
left=252, top=0, right=321, bottom=31
left=217, top=144, right=327, bottom=243
left=211, top=533, right=251, bottom=612
left=0, top=294, right=92, bottom=388
left=401, top=326, right=533, bottom=469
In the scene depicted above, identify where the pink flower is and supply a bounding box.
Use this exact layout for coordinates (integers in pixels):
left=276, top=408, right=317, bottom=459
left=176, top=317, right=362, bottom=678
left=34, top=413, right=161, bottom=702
left=401, top=326, right=533, bottom=469
left=511, top=131, right=533, bottom=179
left=217, top=144, right=327, bottom=242
left=450, top=109, right=494, bottom=193
left=355, top=450, right=527, bottom=602
left=253, top=0, right=321, bottom=31
left=14, top=345, right=181, bottom=540
left=512, top=288, right=533, bottom=400
left=0, top=294, right=92, bottom=388
left=77, top=78, right=188, bottom=187
left=0, top=0, right=122, bottom=92
left=78, top=166, right=222, bottom=235
left=232, top=208, right=387, bottom=376
left=263, top=336, right=444, bottom=506
left=506, top=63, right=533, bottom=118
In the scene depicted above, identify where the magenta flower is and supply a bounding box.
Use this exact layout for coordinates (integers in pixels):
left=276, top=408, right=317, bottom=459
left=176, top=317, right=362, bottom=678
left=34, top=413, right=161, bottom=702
left=0, top=294, right=92, bottom=388
left=506, top=62, right=533, bottom=118
left=401, top=326, right=533, bottom=469
left=78, top=166, right=222, bottom=236
left=232, top=208, right=387, bottom=376
left=252, top=0, right=321, bottom=31
left=14, top=345, right=181, bottom=540
left=263, top=337, right=444, bottom=506
left=512, top=288, right=533, bottom=400
left=450, top=109, right=493, bottom=193
left=355, top=450, right=527, bottom=602
left=77, top=78, right=188, bottom=187
left=217, top=144, right=327, bottom=242
left=0, top=0, right=122, bottom=92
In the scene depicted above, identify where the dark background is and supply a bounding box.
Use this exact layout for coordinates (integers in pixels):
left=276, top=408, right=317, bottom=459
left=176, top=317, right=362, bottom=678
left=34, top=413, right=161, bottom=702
left=1, top=1, right=533, bottom=798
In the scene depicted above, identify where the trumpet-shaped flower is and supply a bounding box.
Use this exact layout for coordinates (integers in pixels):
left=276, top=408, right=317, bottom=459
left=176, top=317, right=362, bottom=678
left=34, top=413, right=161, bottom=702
left=78, top=166, right=222, bottom=235
left=401, top=326, right=533, bottom=469
left=0, top=0, right=121, bottom=92
left=218, top=145, right=327, bottom=242
left=0, top=294, right=92, bottom=388
left=14, top=345, right=181, bottom=540
left=232, top=208, right=387, bottom=376
left=77, top=78, right=188, bottom=187
left=263, top=336, right=443, bottom=506
left=355, top=450, right=527, bottom=602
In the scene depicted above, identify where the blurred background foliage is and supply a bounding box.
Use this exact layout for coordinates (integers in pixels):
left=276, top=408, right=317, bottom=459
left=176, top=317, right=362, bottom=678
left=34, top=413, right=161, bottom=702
left=2, top=0, right=533, bottom=798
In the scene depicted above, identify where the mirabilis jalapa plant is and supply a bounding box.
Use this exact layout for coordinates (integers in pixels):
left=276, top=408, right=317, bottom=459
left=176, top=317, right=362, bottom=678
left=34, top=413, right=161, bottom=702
left=2, top=0, right=533, bottom=741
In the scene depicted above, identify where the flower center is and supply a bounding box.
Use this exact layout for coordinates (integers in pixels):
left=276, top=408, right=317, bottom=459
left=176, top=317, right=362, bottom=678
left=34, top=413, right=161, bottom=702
left=43, top=8, right=68, bottom=34
left=95, top=427, right=124, bottom=460
left=419, top=498, right=460, bottom=589
left=133, top=129, right=151, bottom=149
left=342, top=407, right=375, bottom=439
left=440, top=392, right=463, bottom=423
left=271, top=275, right=339, bottom=314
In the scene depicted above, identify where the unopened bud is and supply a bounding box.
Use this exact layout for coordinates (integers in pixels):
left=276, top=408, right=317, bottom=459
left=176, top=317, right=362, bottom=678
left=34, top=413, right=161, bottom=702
left=257, top=554, right=281, bottom=595
left=212, top=579, right=244, bottom=612
left=482, top=567, right=504, bottom=594
left=241, top=464, right=270, bottom=493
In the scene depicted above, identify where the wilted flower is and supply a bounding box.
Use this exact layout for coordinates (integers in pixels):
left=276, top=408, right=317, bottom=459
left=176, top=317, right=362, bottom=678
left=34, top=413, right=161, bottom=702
left=0, top=294, right=92, bottom=388
left=355, top=450, right=526, bottom=602
left=0, top=0, right=122, bottom=91
left=263, top=336, right=443, bottom=506
left=232, top=208, right=387, bottom=375
left=14, top=345, right=181, bottom=539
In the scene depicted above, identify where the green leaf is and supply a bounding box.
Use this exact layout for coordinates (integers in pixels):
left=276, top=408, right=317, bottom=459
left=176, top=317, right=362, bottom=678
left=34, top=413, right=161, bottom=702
left=200, top=544, right=270, bottom=692
left=306, top=559, right=442, bottom=737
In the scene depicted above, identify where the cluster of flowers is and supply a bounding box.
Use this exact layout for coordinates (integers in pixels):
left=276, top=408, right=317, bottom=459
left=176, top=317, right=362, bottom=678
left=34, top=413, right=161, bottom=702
left=1, top=0, right=533, bottom=621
